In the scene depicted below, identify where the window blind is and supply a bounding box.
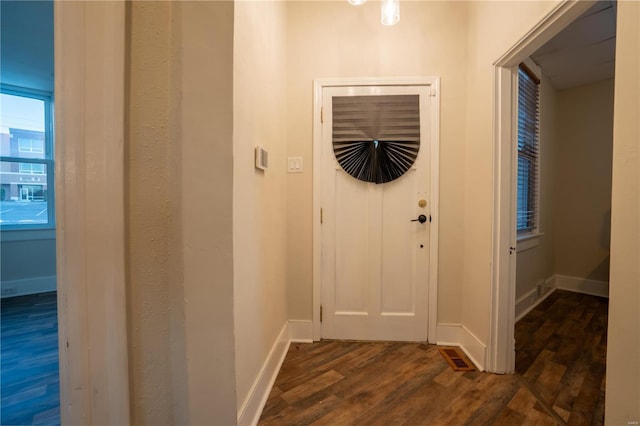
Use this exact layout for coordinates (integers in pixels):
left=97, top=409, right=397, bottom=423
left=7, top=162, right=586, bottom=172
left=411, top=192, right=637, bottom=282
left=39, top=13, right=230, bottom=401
left=517, top=64, right=540, bottom=232
left=332, top=95, right=420, bottom=184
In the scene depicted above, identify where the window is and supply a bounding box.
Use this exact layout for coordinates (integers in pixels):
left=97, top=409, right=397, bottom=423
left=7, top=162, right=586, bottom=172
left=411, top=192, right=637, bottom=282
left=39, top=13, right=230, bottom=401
left=0, top=88, right=54, bottom=228
left=19, top=163, right=46, bottom=175
left=18, top=138, right=44, bottom=153
left=516, top=64, right=540, bottom=233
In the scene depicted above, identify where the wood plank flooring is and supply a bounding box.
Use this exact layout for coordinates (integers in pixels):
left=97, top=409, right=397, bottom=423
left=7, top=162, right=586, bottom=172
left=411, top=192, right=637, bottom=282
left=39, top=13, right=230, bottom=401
left=0, top=289, right=606, bottom=425
left=259, top=290, right=607, bottom=425
left=1, top=292, right=60, bottom=426
left=515, top=290, right=607, bottom=425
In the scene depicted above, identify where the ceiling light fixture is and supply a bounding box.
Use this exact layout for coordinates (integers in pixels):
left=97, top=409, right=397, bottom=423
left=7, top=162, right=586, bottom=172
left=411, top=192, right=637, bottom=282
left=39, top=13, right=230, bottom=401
left=381, top=0, right=400, bottom=26
left=348, top=0, right=399, bottom=26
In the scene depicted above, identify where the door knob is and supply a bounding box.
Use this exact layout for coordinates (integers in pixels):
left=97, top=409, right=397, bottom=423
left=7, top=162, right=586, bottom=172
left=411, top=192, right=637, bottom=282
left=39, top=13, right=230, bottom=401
left=411, top=214, right=428, bottom=224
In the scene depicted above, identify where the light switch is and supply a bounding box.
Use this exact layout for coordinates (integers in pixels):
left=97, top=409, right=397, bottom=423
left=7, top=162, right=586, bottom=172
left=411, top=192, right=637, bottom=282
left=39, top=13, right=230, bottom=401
left=288, top=156, right=303, bottom=173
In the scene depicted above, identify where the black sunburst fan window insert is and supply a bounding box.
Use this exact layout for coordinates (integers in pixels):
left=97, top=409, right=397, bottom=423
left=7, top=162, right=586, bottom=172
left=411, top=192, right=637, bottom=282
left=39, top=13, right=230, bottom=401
left=332, top=94, right=420, bottom=184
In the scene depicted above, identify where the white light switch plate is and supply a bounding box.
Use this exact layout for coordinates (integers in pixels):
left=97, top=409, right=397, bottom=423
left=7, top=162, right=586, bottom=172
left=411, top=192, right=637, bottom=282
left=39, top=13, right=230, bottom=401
left=288, top=156, right=303, bottom=173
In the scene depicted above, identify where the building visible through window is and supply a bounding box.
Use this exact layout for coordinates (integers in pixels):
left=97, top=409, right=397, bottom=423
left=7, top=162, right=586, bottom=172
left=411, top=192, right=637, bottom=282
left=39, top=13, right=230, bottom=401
left=0, top=89, right=54, bottom=227
left=516, top=64, right=540, bottom=233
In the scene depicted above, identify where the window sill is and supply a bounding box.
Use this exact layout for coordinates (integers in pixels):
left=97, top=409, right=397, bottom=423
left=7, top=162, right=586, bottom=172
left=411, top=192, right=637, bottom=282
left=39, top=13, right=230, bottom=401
left=0, top=228, right=56, bottom=242
left=516, top=232, right=543, bottom=253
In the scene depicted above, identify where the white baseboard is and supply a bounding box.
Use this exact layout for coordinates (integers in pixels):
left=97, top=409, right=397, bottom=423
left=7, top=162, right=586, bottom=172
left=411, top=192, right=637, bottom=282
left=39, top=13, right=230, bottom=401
left=237, top=322, right=291, bottom=426
left=436, top=323, right=461, bottom=346
left=552, top=274, right=609, bottom=298
left=460, top=326, right=486, bottom=372
left=515, top=288, right=538, bottom=320
left=515, top=277, right=555, bottom=322
left=288, top=320, right=313, bottom=342
left=0, top=275, right=56, bottom=298
left=515, top=273, right=608, bottom=322
left=436, top=323, right=486, bottom=371
left=237, top=319, right=314, bottom=425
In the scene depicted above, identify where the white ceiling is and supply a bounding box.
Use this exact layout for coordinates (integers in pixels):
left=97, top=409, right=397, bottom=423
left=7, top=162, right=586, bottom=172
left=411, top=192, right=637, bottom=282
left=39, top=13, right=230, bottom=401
left=531, top=1, right=617, bottom=90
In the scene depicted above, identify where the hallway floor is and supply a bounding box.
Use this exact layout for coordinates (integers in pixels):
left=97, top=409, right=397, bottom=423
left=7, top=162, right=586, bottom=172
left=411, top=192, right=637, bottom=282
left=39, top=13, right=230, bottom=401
left=259, top=289, right=607, bottom=425
left=515, top=289, right=607, bottom=424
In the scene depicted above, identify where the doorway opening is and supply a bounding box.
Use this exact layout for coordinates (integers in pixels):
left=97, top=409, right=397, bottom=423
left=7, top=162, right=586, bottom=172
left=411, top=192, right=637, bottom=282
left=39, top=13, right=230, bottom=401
left=491, top=6, right=615, bottom=420
left=510, top=3, right=615, bottom=423
left=0, top=1, right=58, bottom=424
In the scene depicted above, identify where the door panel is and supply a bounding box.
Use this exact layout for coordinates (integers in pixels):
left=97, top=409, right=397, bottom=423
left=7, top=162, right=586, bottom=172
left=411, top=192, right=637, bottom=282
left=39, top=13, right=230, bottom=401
left=321, top=84, right=431, bottom=341
left=335, top=169, right=369, bottom=313
left=381, top=170, right=417, bottom=314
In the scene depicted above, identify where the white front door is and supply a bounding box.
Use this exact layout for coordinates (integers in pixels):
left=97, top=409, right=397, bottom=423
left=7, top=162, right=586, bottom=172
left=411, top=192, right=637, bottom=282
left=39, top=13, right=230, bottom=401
left=321, top=84, right=432, bottom=341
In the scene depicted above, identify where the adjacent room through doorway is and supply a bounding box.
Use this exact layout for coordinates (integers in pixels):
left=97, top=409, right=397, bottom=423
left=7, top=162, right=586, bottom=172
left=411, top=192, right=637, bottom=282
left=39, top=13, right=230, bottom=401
left=0, top=1, right=59, bottom=424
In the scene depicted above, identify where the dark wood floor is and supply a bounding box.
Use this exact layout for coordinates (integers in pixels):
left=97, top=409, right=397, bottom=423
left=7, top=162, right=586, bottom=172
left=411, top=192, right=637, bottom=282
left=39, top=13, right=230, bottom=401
left=515, top=290, right=607, bottom=425
left=259, top=290, right=608, bottom=425
left=0, top=290, right=606, bottom=425
left=1, top=292, right=60, bottom=426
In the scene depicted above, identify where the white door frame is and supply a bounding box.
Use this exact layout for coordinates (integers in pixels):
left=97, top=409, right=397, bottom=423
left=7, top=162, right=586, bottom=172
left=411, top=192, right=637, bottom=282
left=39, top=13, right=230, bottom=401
left=55, top=2, right=130, bottom=423
left=488, top=0, right=595, bottom=374
left=312, top=77, right=440, bottom=342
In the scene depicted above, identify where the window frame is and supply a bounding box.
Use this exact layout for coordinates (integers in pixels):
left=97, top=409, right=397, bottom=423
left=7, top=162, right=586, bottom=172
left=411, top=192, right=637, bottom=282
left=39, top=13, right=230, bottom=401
left=0, top=85, right=55, bottom=230
left=516, top=60, right=541, bottom=237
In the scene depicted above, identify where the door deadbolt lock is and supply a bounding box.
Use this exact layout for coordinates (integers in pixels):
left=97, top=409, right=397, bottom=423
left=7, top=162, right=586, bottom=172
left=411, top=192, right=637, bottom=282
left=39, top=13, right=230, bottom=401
left=418, top=199, right=427, bottom=208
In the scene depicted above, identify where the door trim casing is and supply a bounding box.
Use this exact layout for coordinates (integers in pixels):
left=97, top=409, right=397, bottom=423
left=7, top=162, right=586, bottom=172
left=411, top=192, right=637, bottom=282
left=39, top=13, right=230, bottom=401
left=55, top=2, right=130, bottom=423
left=312, top=77, right=440, bottom=342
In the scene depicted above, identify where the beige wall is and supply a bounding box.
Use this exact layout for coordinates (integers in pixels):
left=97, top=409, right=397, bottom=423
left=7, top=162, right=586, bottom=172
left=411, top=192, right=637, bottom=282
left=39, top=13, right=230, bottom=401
left=127, top=2, right=176, bottom=423
left=127, top=2, right=237, bottom=424
left=284, top=0, right=570, bottom=352
left=178, top=2, right=237, bottom=423
left=463, top=0, right=561, bottom=343
left=515, top=76, right=557, bottom=299
left=233, top=0, right=289, bottom=415
left=0, top=235, right=56, bottom=282
left=285, top=0, right=469, bottom=326
left=554, top=79, right=614, bottom=282
left=606, top=0, right=640, bottom=423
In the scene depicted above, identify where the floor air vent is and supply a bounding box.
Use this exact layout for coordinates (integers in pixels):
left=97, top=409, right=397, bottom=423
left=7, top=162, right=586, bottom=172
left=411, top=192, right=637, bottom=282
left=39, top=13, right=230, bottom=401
left=438, top=347, right=476, bottom=371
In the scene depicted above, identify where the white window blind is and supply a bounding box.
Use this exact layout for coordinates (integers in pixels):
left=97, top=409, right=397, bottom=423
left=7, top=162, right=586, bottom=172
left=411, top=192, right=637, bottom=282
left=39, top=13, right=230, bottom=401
left=517, top=64, right=540, bottom=232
